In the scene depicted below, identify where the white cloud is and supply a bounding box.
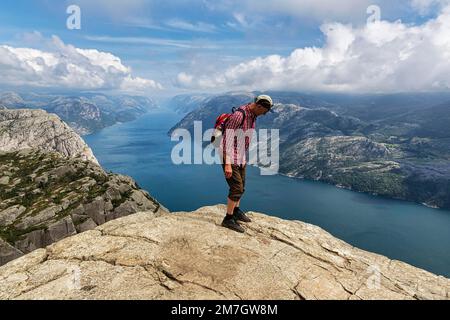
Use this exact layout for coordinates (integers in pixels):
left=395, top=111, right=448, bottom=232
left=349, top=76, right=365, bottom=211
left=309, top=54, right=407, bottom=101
left=176, top=5, right=450, bottom=93
left=233, top=13, right=249, bottom=27
left=176, top=72, right=194, bottom=87
left=165, top=19, right=217, bottom=33
left=0, top=35, right=162, bottom=92
left=85, top=35, right=221, bottom=49
left=121, top=75, right=163, bottom=91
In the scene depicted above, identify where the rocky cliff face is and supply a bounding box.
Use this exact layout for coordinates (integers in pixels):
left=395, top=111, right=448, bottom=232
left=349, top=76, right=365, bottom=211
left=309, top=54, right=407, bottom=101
left=0, top=149, right=167, bottom=266
left=0, top=108, right=167, bottom=266
left=0, top=109, right=98, bottom=164
left=0, top=205, right=448, bottom=300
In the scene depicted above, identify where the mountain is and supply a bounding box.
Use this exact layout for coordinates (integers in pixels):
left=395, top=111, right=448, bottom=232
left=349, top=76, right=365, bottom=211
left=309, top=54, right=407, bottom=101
left=0, top=93, right=26, bottom=109
left=86, top=93, right=158, bottom=122
left=0, top=204, right=448, bottom=300
left=0, top=109, right=167, bottom=266
left=0, top=109, right=98, bottom=164
left=329, top=92, right=450, bottom=121
left=43, top=97, right=112, bottom=136
left=168, top=93, right=255, bottom=135
left=165, top=94, right=212, bottom=115
left=379, top=102, right=450, bottom=139
left=168, top=91, right=450, bottom=129
left=168, top=92, right=450, bottom=209
left=0, top=92, right=159, bottom=135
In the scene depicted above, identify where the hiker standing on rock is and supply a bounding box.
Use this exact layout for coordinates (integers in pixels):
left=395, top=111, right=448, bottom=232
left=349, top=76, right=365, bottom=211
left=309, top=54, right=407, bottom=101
left=213, top=95, right=274, bottom=233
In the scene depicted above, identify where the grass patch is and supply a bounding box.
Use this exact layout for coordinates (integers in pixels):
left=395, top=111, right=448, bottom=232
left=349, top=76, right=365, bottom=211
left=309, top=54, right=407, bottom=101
left=0, top=225, right=47, bottom=244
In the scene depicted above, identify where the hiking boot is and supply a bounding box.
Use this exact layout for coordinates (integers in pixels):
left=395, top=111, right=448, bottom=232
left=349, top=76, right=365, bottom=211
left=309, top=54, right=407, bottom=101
left=233, top=208, right=252, bottom=223
left=222, top=216, right=245, bottom=233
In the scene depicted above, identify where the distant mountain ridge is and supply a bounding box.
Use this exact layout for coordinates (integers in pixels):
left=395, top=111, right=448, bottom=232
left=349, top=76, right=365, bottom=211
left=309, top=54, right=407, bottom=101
left=0, top=92, right=159, bottom=135
left=164, top=93, right=212, bottom=115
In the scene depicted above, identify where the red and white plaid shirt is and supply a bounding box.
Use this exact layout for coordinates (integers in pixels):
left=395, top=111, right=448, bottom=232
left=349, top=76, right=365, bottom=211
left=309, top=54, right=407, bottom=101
left=221, top=104, right=256, bottom=166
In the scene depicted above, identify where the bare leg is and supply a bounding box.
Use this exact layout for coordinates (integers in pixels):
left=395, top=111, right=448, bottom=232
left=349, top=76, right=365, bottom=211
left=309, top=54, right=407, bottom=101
left=227, top=198, right=238, bottom=215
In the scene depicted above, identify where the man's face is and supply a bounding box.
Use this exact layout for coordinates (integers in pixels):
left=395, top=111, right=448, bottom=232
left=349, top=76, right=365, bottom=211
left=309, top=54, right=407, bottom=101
left=255, top=103, right=271, bottom=116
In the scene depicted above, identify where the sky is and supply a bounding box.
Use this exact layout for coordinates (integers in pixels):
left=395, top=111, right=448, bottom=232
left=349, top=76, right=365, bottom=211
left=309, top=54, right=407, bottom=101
left=0, top=0, right=449, bottom=96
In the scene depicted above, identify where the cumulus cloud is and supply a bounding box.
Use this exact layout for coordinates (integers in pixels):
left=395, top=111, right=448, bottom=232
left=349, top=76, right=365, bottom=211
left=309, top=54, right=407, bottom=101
left=176, top=5, right=450, bottom=93
left=0, top=35, right=162, bottom=92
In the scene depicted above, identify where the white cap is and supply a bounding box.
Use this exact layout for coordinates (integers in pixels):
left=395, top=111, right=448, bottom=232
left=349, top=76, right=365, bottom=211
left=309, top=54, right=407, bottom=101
left=255, top=95, right=273, bottom=108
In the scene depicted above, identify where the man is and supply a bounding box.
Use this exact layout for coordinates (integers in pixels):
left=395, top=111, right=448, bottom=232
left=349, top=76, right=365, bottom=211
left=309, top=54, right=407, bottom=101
left=220, top=95, right=273, bottom=233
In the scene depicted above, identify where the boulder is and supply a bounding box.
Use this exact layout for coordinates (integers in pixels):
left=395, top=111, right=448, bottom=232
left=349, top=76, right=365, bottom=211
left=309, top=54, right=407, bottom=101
left=43, top=217, right=77, bottom=246
left=75, top=218, right=98, bottom=233
left=14, top=229, right=46, bottom=254
left=0, top=239, right=23, bottom=266
left=0, top=176, right=10, bottom=185
left=0, top=206, right=26, bottom=226
left=84, top=199, right=107, bottom=225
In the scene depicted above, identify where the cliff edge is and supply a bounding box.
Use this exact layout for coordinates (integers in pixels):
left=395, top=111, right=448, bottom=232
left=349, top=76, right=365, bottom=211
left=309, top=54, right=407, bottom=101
left=0, top=205, right=448, bottom=300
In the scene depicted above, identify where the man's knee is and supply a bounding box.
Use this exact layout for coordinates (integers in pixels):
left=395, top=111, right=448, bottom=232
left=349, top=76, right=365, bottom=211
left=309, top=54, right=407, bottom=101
left=229, top=186, right=244, bottom=201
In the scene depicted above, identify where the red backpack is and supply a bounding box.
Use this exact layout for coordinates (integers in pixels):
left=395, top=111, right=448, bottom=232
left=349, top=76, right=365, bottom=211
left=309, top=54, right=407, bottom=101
left=211, top=107, right=246, bottom=146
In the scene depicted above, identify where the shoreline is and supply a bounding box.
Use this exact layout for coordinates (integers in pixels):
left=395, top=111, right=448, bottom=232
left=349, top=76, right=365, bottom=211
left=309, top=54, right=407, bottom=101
left=275, top=170, right=447, bottom=212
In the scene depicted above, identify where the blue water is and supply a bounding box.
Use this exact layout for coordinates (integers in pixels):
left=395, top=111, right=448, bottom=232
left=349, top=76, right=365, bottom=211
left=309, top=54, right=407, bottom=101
left=85, top=110, right=450, bottom=278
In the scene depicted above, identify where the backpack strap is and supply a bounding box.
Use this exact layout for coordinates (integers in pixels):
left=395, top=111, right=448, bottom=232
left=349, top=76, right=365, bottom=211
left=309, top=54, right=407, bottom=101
left=231, top=107, right=246, bottom=128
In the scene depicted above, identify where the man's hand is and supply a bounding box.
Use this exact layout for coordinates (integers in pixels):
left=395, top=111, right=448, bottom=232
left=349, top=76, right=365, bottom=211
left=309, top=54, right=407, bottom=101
left=225, top=164, right=233, bottom=179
